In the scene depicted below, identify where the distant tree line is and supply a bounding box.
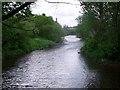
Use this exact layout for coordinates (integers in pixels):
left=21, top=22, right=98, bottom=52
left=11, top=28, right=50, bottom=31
left=63, top=25, right=77, bottom=35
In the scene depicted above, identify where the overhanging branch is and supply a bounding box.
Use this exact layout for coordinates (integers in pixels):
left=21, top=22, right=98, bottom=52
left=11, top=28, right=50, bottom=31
left=2, top=2, right=34, bottom=21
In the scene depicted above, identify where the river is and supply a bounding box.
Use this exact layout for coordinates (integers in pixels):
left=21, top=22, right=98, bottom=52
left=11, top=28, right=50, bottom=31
left=2, top=35, right=120, bottom=88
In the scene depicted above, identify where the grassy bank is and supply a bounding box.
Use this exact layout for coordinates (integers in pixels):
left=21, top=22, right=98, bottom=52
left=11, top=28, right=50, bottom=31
left=2, top=38, right=56, bottom=70
left=2, top=13, right=65, bottom=71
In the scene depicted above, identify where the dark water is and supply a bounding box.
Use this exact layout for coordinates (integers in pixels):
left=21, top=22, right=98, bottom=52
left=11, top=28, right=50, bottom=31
left=2, top=35, right=120, bottom=88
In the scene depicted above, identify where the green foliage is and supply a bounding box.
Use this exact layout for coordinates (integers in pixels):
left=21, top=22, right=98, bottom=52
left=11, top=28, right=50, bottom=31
left=20, top=15, right=64, bottom=42
left=2, top=4, right=64, bottom=70
left=3, top=15, right=63, bottom=55
left=39, top=25, right=63, bottom=42
left=77, top=2, right=120, bottom=62
left=22, top=38, right=55, bottom=52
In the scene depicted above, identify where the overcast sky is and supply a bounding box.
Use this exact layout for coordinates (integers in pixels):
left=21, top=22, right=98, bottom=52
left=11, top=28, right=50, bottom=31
left=31, top=0, right=83, bottom=27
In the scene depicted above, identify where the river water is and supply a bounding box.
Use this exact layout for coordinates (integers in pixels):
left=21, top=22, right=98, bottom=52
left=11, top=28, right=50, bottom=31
left=2, top=35, right=120, bottom=88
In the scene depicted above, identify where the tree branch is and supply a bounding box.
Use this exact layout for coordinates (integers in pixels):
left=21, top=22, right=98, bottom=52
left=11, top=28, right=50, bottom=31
left=2, top=2, right=34, bottom=21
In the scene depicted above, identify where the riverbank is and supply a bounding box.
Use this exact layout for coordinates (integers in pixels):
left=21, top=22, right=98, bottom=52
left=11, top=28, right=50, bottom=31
left=80, top=51, right=120, bottom=88
left=81, top=49, right=120, bottom=73
left=80, top=45, right=120, bottom=87
left=2, top=37, right=63, bottom=71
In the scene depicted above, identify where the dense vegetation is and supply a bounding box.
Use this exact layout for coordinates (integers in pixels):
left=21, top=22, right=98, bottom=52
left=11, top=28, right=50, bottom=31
left=76, top=2, right=120, bottom=62
left=2, top=2, right=64, bottom=70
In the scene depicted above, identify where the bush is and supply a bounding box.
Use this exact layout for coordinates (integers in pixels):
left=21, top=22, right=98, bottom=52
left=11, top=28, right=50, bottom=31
left=22, top=38, right=56, bottom=52
left=38, top=25, right=63, bottom=42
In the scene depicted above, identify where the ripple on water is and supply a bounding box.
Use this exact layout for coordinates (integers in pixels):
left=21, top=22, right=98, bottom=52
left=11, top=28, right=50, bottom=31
left=2, top=35, right=101, bottom=88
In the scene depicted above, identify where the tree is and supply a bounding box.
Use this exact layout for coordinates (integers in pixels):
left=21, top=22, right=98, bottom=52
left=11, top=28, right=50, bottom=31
left=77, top=2, right=120, bottom=61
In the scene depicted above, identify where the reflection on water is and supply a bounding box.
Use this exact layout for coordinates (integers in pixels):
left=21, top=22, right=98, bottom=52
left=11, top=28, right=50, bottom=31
left=2, top=35, right=120, bottom=88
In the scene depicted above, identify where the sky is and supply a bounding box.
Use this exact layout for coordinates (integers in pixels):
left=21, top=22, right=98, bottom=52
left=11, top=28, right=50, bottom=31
left=31, top=0, right=83, bottom=27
